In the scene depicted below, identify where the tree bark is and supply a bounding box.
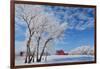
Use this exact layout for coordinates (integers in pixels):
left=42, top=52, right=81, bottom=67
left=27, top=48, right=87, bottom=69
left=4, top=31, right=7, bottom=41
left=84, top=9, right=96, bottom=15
left=45, top=51, right=48, bottom=62
left=24, top=35, right=33, bottom=63
left=28, top=47, right=36, bottom=63
left=25, top=43, right=31, bottom=63
left=38, top=38, right=52, bottom=62
left=36, top=37, right=41, bottom=62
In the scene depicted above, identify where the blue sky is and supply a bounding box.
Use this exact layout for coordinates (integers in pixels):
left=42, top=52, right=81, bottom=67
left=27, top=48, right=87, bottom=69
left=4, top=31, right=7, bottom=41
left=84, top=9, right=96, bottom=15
left=55, top=28, right=94, bottom=51
left=15, top=4, right=95, bottom=52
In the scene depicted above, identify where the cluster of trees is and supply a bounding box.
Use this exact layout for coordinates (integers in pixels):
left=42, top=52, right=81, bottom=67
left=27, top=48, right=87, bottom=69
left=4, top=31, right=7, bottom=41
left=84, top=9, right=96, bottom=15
left=15, top=4, right=67, bottom=63
left=69, top=46, right=94, bottom=55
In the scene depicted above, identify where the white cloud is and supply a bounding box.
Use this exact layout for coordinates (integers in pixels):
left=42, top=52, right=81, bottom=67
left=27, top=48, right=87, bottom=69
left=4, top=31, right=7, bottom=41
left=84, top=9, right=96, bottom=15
left=45, top=6, right=95, bottom=31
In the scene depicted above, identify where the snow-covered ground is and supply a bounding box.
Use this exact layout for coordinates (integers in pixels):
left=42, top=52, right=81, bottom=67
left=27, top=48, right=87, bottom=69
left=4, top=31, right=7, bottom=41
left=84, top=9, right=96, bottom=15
left=15, top=55, right=94, bottom=65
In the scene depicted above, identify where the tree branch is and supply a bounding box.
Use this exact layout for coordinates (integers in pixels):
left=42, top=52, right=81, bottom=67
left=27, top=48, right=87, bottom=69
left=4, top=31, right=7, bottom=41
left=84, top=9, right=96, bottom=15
left=39, top=38, right=53, bottom=61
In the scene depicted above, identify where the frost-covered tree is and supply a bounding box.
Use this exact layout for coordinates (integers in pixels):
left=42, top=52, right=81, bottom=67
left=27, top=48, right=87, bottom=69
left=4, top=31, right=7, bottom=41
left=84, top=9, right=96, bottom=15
left=29, top=13, right=67, bottom=62
left=15, top=4, right=45, bottom=63
left=15, top=4, right=68, bottom=63
left=69, top=46, right=94, bottom=55
left=88, top=47, right=94, bottom=55
left=38, top=22, right=67, bottom=62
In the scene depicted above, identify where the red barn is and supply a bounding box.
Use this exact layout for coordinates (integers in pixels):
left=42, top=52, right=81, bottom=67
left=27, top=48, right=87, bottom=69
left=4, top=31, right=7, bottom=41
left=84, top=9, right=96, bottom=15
left=56, top=50, right=65, bottom=55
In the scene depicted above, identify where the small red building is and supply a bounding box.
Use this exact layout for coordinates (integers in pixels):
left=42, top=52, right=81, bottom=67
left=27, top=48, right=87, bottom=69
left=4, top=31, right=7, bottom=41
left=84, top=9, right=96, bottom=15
left=56, top=50, right=65, bottom=55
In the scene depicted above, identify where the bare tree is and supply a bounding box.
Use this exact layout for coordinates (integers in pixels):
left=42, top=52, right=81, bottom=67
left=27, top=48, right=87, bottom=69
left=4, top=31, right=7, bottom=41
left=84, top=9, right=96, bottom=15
left=15, top=4, right=68, bottom=63
left=28, top=14, right=67, bottom=62
left=32, top=17, right=68, bottom=62
left=44, top=40, right=54, bottom=62
left=69, top=46, right=94, bottom=55
left=15, top=4, right=45, bottom=63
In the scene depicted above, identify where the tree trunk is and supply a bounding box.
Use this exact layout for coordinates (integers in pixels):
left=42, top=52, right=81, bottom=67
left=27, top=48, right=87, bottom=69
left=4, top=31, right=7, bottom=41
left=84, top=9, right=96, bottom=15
left=45, top=51, right=48, bottom=62
left=24, top=35, right=32, bottom=63
left=24, top=46, right=28, bottom=63
left=25, top=45, right=31, bottom=63
left=28, top=47, right=36, bottom=63
left=36, top=37, right=41, bottom=62
left=38, top=38, right=52, bottom=62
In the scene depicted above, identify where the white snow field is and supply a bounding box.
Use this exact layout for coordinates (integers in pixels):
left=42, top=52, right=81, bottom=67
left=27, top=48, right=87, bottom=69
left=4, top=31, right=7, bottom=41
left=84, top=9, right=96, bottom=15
left=15, top=55, right=94, bottom=65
